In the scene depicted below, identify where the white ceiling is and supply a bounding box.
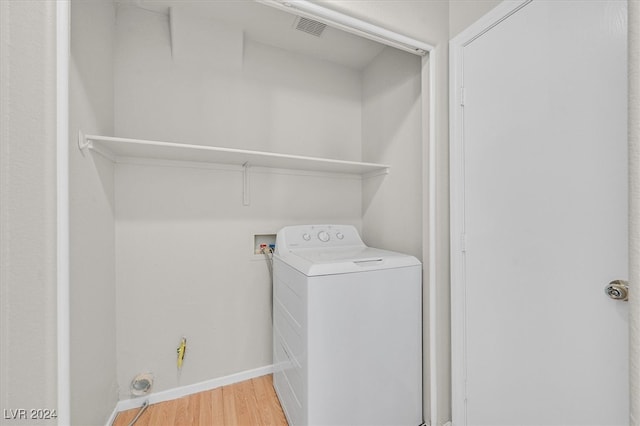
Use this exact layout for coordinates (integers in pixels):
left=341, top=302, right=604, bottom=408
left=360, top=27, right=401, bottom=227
left=116, top=0, right=387, bottom=70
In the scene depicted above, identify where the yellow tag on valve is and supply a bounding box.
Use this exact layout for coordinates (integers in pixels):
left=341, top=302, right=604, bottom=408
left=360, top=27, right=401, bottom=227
left=177, top=337, right=187, bottom=370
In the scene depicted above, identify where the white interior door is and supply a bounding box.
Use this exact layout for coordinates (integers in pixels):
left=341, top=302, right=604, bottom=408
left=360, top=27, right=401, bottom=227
left=450, top=1, right=628, bottom=425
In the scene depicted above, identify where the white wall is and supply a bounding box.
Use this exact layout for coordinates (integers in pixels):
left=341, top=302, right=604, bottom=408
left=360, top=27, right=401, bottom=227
left=69, top=1, right=118, bottom=424
left=115, top=163, right=361, bottom=396
left=114, top=5, right=361, bottom=160
left=361, top=47, right=422, bottom=258
left=112, top=5, right=364, bottom=397
left=449, top=0, right=502, bottom=38
left=0, top=1, right=58, bottom=424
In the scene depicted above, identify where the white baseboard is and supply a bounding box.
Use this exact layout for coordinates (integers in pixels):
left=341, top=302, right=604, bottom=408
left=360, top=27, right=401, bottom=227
left=105, top=364, right=275, bottom=425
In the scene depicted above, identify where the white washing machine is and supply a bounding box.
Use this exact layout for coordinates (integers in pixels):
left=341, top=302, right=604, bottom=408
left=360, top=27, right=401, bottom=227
left=272, top=224, right=422, bottom=426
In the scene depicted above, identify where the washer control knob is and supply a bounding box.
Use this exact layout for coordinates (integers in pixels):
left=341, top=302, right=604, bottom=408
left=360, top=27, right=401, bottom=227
left=317, top=231, right=330, bottom=242
left=336, top=232, right=344, bottom=240
left=302, top=233, right=311, bottom=241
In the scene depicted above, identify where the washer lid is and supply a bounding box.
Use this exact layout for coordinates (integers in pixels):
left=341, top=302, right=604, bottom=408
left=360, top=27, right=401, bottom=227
left=278, top=246, right=421, bottom=276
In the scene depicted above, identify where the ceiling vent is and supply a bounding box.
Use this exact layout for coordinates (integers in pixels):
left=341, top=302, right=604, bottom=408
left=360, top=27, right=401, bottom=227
left=294, top=16, right=327, bottom=37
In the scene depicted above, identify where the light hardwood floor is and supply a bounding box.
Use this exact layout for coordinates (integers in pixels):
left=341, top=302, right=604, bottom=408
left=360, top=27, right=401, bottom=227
left=112, top=375, right=288, bottom=426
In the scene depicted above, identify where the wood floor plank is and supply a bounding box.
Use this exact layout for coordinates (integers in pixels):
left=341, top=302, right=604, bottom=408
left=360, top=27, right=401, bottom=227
left=131, top=403, right=152, bottom=426
left=222, top=384, right=239, bottom=425
left=112, top=407, right=138, bottom=426
left=252, top=375, right=288, bottom=426
left=198, top=389, right=214, bottom=425
left=111, top=375, right=287, bottom=426
left=147, top=398, right=177, bottom=426
left=197, top=387, right=225, bottom=426
left=173, top=395, right=191, bottom=426
left=211, top=386, right=226, bottom=425
left=233, top=379, right=262, bottom=425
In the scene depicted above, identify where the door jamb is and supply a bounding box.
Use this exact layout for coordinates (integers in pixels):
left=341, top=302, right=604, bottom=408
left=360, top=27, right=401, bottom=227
left=56, top=1, right=71, bottom=425
left=449, top=2, right=533, bottom=424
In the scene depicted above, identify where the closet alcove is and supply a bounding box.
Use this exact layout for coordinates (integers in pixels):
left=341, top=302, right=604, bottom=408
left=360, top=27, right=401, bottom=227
left=69, top=1, right=425, bottom=423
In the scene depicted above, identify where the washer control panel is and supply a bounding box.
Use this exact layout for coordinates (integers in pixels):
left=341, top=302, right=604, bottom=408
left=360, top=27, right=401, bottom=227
left=317, top=230, right=330, bottom=242
left=275, top=225, right=364, bottom=252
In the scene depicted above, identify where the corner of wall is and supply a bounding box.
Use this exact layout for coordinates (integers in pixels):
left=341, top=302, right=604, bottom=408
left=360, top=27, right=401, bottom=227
left=69, top=0, right=118, bottom=424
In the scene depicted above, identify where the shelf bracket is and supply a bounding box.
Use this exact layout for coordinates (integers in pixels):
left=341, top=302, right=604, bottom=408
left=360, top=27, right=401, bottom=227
left=242, top=162, right=250, bottom=206
left=77, top=130, right=92, bottom=151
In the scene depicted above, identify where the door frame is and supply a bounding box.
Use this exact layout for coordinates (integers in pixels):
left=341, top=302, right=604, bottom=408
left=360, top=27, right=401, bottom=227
left=449, top=1, right=638, bottom=425
left=448, top=1, right=535, bottom=424
left=56, top=1, right=71, bottom=425
left=56, top=2, right=441, bottom=425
